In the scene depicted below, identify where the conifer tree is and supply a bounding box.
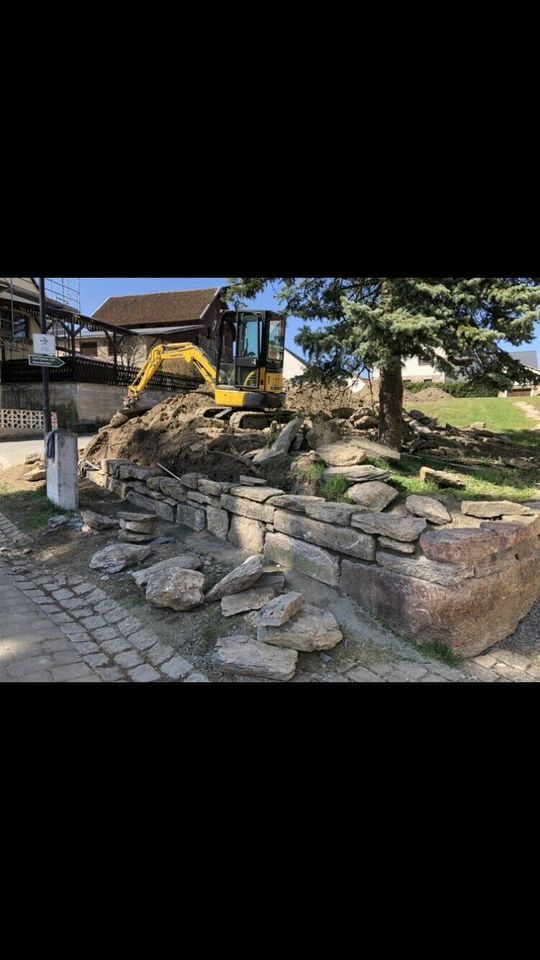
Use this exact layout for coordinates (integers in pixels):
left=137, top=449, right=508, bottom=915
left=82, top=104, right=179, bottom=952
left=227, top=278, right=540, bottom=449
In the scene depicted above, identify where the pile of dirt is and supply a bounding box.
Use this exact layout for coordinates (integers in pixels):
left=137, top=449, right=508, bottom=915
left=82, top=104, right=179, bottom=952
left=0, top=462, right=45, bottom=490
left=82, top=386, right=281, bottom=485
left=412, top=387, right=452, bottom=402
left=285, top=381, right=370, bottom=415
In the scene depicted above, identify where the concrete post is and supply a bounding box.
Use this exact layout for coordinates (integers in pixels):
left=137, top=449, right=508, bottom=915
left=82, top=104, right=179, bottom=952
left=46, top=430, right=79, bottom=512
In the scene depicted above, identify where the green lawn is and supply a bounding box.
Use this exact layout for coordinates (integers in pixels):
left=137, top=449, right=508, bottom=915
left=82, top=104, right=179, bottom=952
left=0, top=483, right=68, bottom=534
left=513, top=395, right=540, bottom=412
left=386, top=456, right=540, bottom=504
left=404, top=396, right=540, bottom=451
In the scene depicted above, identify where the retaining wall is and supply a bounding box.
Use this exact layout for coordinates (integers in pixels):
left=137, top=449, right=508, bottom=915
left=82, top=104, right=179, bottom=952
left=0, top=383, right=173, bottom=432
left=87, top=460, right=540, bottom=657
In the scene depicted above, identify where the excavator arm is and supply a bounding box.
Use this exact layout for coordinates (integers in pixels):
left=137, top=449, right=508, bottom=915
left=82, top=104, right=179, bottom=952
left=125, top=343, right=217, bottom=406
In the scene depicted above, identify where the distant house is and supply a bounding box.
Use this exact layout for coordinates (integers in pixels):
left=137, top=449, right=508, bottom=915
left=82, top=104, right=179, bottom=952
left=83, top=287, right=230, bottom=366
left=370, top=348, right=540, bottom=393
left=500, top=350, right=540, bottom=398
left=283, top=347, right=308, bottom=380
left=371, top=350, right=447, bottom=384
left=508, top=350, right=538, bottom=369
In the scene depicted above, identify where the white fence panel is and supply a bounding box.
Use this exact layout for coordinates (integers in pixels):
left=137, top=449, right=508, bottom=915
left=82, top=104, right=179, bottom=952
left=0, top=409, right=44, bottom=431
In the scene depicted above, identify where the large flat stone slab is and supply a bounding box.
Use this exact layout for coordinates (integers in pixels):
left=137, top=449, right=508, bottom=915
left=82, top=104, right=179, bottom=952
left=221, top=494, right=275, bottom=524
left=159, top=479, right=187, bottom=501
left=127, top=490, right=158, bottom=514
left=274, top=510, right=376, bottom=561
left=221, top=574, right=286, bottom=617
left=340, top=553, right=540, bottom=658
left=146, top=568, right=205, bottom=612
left=350, top=514, right=427, bottom=543
left=420, top=528, right=502, bottom=563
left=152, top=499, right=177, bottom=523
left=347, top=438, right=401, bottom=462
left=89, top=544, right=154, bottom=574
left=316, top=442, right=368, bottom=467
left=303, top=502, right=359, bottom=526
left=323, top=465, right=391, bottom=483
left=176, top=503, right=206, bottom=532
left=81, top=510, right=119, bottom=531
left=252, top=592, right=304, bottom=628
left=257, top=603, right=342, bottom=652
left=377, top=536, right=416, bottom=554
left=264, top=533, right=341, bottom=586
left=198, top=479, right=224, bottom=497
left=118, top=464, right=156, bottom=482
left=206, top=555, right=266, bottom=602
left=228, top=515, right=266, bottom=553
left=229, top=486, right=284, bottom=503
left=206, top=505, right=230, bottom=541
left=265, top=495, right=325, bottom=514
left=461, top=500, right=534, bottom=519
left=479, top=520, right=540, bottom=552
left=376, top=550, right=474, bottom=586
left=347, top=481, right=399, bottom=512
left=406, top=495, right=451, bottom=525
left=212, top=636, right=298, bottom=681
left=131, top=555, right=203, bottom=588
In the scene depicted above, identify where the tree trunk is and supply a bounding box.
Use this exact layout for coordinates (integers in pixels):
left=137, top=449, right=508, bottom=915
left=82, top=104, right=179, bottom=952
left=379, top=361, right=403, bottom=451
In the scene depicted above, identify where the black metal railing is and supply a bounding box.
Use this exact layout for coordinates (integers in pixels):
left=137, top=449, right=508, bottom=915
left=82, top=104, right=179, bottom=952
left=0, top=356, right=203, bottom=392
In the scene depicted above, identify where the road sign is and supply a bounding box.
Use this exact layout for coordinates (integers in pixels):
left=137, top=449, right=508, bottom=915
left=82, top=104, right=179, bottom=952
left=28, top=355, right=65, bottom=369
left=33, top=333, right=56, bottom=357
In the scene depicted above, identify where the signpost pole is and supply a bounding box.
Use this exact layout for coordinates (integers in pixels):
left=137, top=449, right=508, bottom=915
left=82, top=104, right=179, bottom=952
left=39, top=278, right=52, bottom=435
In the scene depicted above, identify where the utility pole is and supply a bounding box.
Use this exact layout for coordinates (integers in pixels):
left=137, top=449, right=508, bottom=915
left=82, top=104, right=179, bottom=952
left=39, top=278, right=52, bottom=435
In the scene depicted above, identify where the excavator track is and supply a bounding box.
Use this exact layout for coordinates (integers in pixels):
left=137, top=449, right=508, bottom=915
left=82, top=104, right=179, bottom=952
left=201, top=407, right=296, bottom=431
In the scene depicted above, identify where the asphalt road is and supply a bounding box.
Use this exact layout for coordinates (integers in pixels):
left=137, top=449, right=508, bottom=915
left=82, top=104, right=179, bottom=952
left=0, top=436, right=94, bottom=470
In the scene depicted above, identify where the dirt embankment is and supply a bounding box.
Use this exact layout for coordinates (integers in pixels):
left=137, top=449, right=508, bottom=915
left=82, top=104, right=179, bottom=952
left=83, top=387, right=285, bottom=485
left=411, top=387, right=452, bottom=402
left=285, top=379, right=421, bottom=411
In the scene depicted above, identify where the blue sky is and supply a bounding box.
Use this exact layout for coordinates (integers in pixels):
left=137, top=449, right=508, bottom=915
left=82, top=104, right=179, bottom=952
left=79, top=277, right=307, bottom=357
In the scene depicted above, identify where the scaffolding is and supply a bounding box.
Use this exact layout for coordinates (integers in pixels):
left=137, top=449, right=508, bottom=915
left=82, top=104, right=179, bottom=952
left=44, top=278, right=81, bottom=314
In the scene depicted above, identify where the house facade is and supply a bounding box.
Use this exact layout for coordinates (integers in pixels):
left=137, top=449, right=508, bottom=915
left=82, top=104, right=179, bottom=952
left=371, top=350, right=447, bottom=384
left=283, top=347, right=308, bottom=381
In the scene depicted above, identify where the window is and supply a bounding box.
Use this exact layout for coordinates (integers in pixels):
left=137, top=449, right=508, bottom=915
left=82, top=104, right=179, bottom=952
left=80, top=343, right=98, bottom=357
left=13, top=316, right=28, bottom=339
left=267, top=317, right=286, bottom=371
left=236, top=312, right=262, bottom=388
left=0, top=311, right=28, bottom=339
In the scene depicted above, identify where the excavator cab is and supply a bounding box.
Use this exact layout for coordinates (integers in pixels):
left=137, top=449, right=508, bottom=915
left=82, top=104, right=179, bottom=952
left=215, top=310, right=286, bottom=410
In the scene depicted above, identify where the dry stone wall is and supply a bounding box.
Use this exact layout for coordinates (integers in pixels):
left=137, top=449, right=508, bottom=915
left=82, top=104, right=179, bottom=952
left=87, top=460, right=540, bottom=658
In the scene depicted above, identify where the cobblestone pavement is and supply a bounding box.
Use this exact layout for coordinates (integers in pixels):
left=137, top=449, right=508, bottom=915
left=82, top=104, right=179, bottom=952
left=1, top=509, right=539, bottom=683
left=0, top=514, right=208, bottom=684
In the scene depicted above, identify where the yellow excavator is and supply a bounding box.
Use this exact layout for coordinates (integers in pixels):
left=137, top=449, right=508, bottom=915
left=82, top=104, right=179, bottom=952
left=124, top=309, right=288, bottom=429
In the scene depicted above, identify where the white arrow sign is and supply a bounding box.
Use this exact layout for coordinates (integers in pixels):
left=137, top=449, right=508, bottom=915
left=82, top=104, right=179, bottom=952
left=33, top=333, right=56, bottom=357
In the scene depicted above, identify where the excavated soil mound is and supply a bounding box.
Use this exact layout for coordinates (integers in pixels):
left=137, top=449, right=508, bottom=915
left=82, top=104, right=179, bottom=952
left=285, top=381, right=372, bottom=415
left=83, top=386, right=278, bottom=484
left=412, top=387, right=452, bottom=402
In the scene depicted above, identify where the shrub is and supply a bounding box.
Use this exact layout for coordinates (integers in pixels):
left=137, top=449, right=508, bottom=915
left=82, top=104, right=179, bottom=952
left=442, top=380, right=499, bottom=398
left=405, top=379, right=499, bottom=398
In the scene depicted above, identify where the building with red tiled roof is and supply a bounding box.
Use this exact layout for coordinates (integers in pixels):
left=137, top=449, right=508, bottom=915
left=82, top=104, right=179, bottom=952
left=83, top=286, right=230, bottom=365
